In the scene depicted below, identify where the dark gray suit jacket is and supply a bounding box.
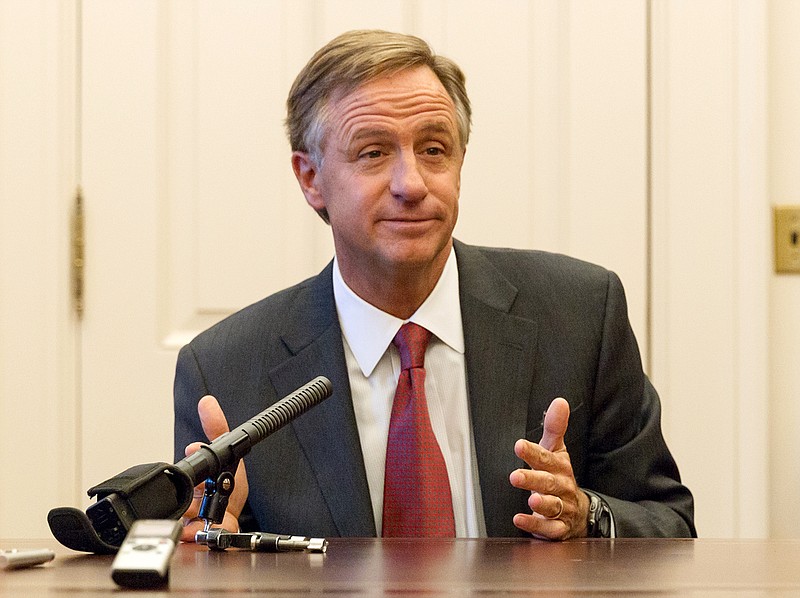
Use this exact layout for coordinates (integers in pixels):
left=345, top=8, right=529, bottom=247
left=174, top=240, right=695, bottom=538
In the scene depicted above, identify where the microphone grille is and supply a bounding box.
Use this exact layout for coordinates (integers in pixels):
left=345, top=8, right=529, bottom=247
left=250, top=376, right=333, bottom=440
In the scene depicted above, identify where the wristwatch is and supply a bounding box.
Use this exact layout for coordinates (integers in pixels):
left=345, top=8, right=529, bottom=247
left=585, top=491, right=613, bottom=538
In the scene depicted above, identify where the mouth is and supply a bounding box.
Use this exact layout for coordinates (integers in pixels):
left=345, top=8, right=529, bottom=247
left=382, top=214, right=439, bottom=224
left=380, top=217, right=437, bottom=231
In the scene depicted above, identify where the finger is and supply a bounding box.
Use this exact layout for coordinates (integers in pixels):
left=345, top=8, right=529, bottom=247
left=513, top=439, right=561, bottom=475
left=180, top=483, right=209, bottom=542
left=228, top=459, right=250, bottom=517
left=180, top=517, right=204, bottom=542
left=198, top=395, right=231, bottom=441
left=539, top=397, right=569, bottom=453
left=184, top=441, right=204, bottom=458
left=179, top=510, right=241, bottom=543
left=181, top=498, right=200, bottom=521
left=529, top=492, right=565, bottom=520
left=195, top=397, right=246, bottom=505
left=509, top=464, right=558, bottom=494
left=512, top=512, right=566, bottom=541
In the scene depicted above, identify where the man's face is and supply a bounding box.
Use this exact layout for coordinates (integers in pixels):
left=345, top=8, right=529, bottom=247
left=294, top=66, right=464, bottom=288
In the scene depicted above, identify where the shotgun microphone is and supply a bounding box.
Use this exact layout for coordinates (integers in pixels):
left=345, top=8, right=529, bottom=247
left=48, top=376, right=333, bottom=554
left=174, top=375, right=333, bottom=485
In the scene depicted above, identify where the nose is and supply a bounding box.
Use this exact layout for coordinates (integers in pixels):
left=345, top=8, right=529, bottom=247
left=389, top=151, right=428, bottom=202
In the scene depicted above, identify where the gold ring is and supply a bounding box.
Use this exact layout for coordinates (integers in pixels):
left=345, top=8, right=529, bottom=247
left=550, top=496, right=564, bottom=519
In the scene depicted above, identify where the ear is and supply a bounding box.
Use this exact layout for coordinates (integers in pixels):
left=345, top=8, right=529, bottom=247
left=291, top=151, right=326, bottom=214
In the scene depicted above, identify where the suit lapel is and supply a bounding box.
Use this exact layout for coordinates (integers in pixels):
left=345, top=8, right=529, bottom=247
left=455, top=241, right=538, bottom=536
left=266, top=264, right=376, bottom=536
left=261, top=246, right=539, bottom=537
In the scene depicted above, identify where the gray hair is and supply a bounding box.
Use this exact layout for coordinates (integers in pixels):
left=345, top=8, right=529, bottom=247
left=286, top=29, right=472, bottom=168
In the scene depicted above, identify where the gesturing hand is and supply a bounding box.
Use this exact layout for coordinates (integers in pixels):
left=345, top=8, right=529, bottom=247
left=508, top=397, right=589, bottom=540
left=179, top=395, right=250, bottom=542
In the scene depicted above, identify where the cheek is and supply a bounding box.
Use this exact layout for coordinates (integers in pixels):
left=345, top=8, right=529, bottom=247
left=431, top=171, right=461, bottom=208
left=331, top=174, right=386, bottom=210
left=322, top=180, right=372, bottom=228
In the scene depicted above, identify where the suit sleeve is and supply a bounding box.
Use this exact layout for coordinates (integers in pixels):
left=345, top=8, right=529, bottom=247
left=173, top=343, right=209, bottom=463
left=582, top=271, right=696, bottom=537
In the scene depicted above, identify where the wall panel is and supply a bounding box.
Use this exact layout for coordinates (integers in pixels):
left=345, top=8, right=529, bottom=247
left=650, top=0, right=769, bottom=537
left=0, top=0, right=78, bottom=537
left=768, top=0, right=800, bottom=539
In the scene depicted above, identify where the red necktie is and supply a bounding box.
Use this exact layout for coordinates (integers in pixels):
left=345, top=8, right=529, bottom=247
left=382, top=322, right=456, bottom=537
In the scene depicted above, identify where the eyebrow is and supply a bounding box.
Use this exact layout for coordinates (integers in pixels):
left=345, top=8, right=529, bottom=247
left=348, top=128, right=393, bottom=143
left=417, top=122, right=456, bottom=138
left=348, top=122, right=456, bottom=144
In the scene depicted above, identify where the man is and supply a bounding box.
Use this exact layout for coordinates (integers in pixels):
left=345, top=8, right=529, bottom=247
left=175, top=29, right=695, bottom=541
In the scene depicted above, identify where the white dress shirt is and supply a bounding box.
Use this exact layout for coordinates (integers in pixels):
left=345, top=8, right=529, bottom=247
left=332, top=248, right=485, bottom=537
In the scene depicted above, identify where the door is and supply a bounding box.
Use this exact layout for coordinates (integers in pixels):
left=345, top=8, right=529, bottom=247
left=78, top=1, right=334, bottom=489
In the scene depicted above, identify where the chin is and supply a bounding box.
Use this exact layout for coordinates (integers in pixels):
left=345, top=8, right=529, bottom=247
left=383, top=240, right=450, bottom=270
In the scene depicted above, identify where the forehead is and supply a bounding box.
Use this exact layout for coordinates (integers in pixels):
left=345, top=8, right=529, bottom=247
left=324, top=67, right=459, bottom=143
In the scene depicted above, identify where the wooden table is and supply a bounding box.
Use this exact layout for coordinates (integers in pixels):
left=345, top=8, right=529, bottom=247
left=2, top=537, right=800, bottom=596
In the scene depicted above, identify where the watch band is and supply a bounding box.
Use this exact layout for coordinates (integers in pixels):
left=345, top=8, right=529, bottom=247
left=585, top=491, right=613, bottom=538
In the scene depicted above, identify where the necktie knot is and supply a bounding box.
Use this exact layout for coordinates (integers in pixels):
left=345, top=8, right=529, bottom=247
left=393, top=322, right=431, bottom=371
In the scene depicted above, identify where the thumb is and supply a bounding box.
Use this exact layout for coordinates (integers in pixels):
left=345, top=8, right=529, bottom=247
left=539, top=397, right=570, bottom=452
left=197, top=395, right=231, bottom=442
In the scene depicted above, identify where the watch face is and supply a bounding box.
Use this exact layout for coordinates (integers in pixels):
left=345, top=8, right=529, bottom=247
left=587, top=494, right=611, bottom=538
left=598, top=507, right=612, bottom=538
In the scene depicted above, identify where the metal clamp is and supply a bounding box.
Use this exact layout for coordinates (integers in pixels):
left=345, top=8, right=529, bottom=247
left=196, top=529, right=327, bottom=553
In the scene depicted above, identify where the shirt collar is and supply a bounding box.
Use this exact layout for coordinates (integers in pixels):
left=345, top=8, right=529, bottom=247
left=333, top=247, right=465, bottom=377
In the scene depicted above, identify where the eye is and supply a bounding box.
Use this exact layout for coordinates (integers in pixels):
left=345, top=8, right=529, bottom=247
left=357, top=148, right=386, bottom=161
left=420, top=144, right=449, bottom=158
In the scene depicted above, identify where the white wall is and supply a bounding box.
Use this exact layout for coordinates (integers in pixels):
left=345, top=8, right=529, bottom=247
left=0, top=0, right=80, bottom=538
left=650, top=0, right=770, bottom=538
left=768, top=0, right=800, bottom=539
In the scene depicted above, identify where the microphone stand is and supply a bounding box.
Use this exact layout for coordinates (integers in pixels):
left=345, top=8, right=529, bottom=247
left=47, top=376, right=333, bottom=554
left=194, top=461, right=327, bottom=553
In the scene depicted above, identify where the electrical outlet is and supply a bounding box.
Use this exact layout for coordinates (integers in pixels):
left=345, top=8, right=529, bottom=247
left=774, top=206, right=800, bottom=273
